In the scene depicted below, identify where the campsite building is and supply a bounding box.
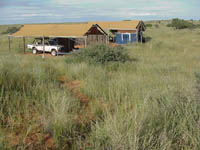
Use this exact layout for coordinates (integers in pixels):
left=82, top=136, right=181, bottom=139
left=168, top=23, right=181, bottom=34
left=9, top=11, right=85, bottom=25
left=12, top=24, right=108, bottom=52
left=11, top=20, right=145, bottom=53
left=88, top=20, right=145, bottom=44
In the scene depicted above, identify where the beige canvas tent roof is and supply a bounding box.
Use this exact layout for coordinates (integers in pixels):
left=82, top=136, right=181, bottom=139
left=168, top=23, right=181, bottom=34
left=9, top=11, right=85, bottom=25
left=12, top=20, right=144, bottom=38
left=88, top=20, right=144, bottom=31
left=12, top=24, right=92, bottom=38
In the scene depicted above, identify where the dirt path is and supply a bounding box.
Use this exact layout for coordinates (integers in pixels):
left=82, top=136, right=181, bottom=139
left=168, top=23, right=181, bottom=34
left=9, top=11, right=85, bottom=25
left=2, top=76, right=106, bottom=149
left=4, top=112, right=55, bottom=150
left=59, top=76, right=98, bottom=123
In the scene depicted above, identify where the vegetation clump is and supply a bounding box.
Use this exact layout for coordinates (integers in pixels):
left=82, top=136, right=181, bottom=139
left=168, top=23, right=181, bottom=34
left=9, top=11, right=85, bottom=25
left=154, top=24, right=159, bottom=28
left=167, top=18, right=196, bottom=29
left=145, top=23, right=153, bottom=28
left=76, top=44, right=131, bottom=64
left=2, top=26, right=21, bottom=34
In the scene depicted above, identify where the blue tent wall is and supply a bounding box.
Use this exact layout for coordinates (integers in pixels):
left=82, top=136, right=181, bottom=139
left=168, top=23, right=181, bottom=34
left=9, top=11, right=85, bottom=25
left=116, top=33, right=137, bottom=44
left=116, top=34, right=122, bottom=44
left=131, top=34, right=137, bottom=43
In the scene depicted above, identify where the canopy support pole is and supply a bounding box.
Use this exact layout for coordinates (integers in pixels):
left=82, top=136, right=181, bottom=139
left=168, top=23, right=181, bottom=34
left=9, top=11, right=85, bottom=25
left=136, top=29, right=139, bottom=43
left=107, top=32, right=109, bottom=44
left=42, top=36, right=45, bottom=59
left=23, top=37, right=26, bottom=54
left=84, top=38, right=87, bottom=48
left=68, top=38, right=70, bottom=51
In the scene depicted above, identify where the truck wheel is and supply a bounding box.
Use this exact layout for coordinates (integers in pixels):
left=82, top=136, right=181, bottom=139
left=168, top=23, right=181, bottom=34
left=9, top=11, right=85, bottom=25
left=51, top=50, right=57, bottom=56
left=32, top=48, right=37, bottom=54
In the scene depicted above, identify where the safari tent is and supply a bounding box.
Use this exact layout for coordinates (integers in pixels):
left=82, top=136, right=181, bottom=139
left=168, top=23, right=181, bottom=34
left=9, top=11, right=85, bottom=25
left=10, top=23, right=108, bottom=53
left=88, top=20, right=145, bottom=44
left=9, top=20, right=145, bottom=56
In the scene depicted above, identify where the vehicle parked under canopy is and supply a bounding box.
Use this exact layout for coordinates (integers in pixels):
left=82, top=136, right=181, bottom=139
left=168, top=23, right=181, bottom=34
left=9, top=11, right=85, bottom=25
left=27, top=38, right=70, bottom=56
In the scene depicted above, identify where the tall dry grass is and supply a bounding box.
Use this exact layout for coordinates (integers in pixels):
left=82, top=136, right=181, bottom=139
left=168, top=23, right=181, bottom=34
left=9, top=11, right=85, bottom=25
left=0, top=23, right=200, bottom=149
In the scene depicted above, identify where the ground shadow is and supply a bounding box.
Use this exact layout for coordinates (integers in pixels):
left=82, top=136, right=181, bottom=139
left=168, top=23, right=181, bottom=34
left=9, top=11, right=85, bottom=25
left=144, top=37, right=152, bottom=43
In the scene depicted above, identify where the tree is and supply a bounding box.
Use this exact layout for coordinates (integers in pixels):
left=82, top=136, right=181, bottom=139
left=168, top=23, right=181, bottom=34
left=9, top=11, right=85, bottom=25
left=168, top=18, right=195, bottom=29
left=2, top=26, right=21, bottom=34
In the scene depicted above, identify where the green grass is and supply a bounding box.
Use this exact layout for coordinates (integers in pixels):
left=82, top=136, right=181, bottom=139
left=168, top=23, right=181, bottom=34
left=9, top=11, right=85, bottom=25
left=0, top=23, right=200, bottom=149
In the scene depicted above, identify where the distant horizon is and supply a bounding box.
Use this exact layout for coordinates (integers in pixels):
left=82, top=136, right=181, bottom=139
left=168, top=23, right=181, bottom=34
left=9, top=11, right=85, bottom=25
left=1, top=17, right=200, bottom=26
left=1, top=0, right=200, bottom=25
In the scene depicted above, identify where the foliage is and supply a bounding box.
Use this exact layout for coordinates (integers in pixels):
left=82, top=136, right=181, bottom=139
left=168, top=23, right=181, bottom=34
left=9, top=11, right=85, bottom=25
left=2, top=26, right=21, bottom=34
left=167, top=18, right=196, bottom=29
left=75, top=44, right=131, bottom=64
left=195, top=24, right=200, bottom=28
left=155, top=24, right=159, bottom=28
left=123, top=19, right=131, bottom=21
left=145, top=23, right=153, bottom=28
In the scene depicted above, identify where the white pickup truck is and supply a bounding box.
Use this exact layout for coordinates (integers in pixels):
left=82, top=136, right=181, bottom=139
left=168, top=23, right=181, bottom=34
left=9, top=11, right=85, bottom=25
left=27, top=38, right=64, bottom=56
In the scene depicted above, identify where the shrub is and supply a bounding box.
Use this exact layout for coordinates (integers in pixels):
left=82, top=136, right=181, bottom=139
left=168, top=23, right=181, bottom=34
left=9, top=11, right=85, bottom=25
left=167, top=23, right=172, bottom=27
left=123, top=19, right=131, bottom=21
left=155, top=24, right=159, bottom=28
left=145, top=23, right=153, bottom=28
left=196, top=24, right=200, bottom=28
left=168, top=18, right=195, bottom=29
left=2, top=26, right=21, bottom=34
left=74, top=44, right=131, bottom=65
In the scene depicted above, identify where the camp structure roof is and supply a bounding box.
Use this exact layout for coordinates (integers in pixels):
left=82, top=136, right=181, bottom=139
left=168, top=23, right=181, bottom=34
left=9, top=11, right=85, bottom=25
left=88, top=20, right=145, bottom=31
left=12, top=24, right=96, bottom=38
left=11, top=21, right=144, bottom=38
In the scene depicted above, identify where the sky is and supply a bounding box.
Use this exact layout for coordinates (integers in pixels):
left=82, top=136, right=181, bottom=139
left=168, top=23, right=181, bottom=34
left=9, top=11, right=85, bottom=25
left=0, top=0, right=200, bottom=25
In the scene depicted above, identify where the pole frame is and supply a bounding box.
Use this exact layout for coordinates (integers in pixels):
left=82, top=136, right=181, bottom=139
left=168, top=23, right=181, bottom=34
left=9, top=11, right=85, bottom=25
left=84, top=38, right=87, bottom=48
left=107, top=32, right=110, bottom=45
left=23, top=37, right=26, bottom=54
left=136, top=28, right=139, bottom=43
left=42, top=36, right=45, bottom=59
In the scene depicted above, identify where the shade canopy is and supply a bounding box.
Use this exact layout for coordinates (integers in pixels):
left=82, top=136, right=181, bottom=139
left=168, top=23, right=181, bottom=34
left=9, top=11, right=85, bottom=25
left=12, top=20, right=145, bottom=38
left=12, top=24, right=92, bottom=38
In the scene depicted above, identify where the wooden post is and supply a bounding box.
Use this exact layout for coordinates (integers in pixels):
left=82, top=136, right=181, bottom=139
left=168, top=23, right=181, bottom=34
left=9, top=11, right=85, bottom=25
left=140, top=25, right=143, bottom=43
left=106, top=30, right=109, bottom=45
left=107, top=32, right=109, bottom=45
left=8, top=36, right=11, bottom=52
left=68, top=38, right=70, bottom=50
left=96, top=35, right=98, bottom=43
left=84, top=38, right=87, bottom=48
left=136, top=29, right=139, bottom=43
left=42, top=36, right=45, bottom=59
left=23, top=37, right=26, bottom=54
left=57, top=39, right=59, bottom=56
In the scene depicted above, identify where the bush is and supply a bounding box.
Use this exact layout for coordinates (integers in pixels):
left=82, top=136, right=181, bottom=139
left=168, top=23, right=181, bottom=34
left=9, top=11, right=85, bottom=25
left=155, top=24, right=159, bottom=28
left=74, top=44, right=131, bottom=65
left=167, top=23, right=172, bottom=27
left=168, top=18, right=195, bottom=29
left=2, top=26, right=21, bottom=34
left=196, top=24, right=200, bottom=28
left=145, top=24, right=153, bottom=28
